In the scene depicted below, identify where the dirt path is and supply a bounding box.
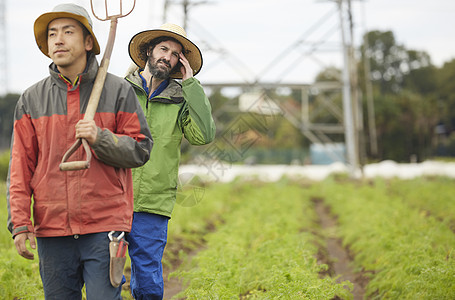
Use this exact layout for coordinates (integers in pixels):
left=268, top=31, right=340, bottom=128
left=122, top=265, right=184, bottom=300
left=313, top=198, right=368, bottom=300
left=163, top=270, right=183, bottom=300
left=163, top=238, right=206, bottom=299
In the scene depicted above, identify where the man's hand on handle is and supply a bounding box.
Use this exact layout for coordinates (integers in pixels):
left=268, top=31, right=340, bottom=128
left=75, top=120, right=98, bottom=145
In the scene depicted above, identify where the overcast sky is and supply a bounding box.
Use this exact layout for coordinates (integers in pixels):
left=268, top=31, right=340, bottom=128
left=5, top=0, right=455, bottom=94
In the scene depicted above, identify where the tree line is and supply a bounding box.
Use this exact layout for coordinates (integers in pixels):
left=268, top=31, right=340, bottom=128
left=358, top=30, right=455, bottom=162
left=202, top=30, right=455, bottom=164
left=1, top=30, right=455, bottom=164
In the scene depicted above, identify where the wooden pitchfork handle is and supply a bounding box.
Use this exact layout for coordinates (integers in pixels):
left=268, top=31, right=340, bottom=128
left=59, top=0, right=135, bottom=171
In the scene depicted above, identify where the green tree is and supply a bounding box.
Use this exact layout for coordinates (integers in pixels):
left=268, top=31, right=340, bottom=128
left=359, top=31, right=433, bottom=94
left=402, top=50, right=437, bottom=95
left=358, top=30, right=440, bottom=162
left=373, top=90, right=437, bottom=161
left=313, top=67, right=343, bottom=130
left=436, top=59, right=455, bottom=133
left=0, top=94, right=19, bottom=150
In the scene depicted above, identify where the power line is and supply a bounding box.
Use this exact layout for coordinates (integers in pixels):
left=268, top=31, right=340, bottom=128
left=164, top=0, right=364, bottom=174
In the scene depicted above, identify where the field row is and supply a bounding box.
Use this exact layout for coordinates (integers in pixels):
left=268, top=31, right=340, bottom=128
left=1, top=177, right=454, bottom=299
left=170, top=181, right=352, bottom=299
left=312, top=178, right=455, bottom=299
left=387, top=177, right=455, bottom=229
left=168, top=177, right=455, bottom=299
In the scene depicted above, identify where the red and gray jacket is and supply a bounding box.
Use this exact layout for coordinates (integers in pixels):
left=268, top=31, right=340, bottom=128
left=7, top=54, right=153, bottom=238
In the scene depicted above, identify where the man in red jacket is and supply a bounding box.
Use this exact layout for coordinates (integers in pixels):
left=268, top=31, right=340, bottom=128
left=6, top=3, right=152, bottom=299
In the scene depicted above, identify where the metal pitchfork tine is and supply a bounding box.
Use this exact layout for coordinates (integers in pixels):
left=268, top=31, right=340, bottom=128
left=59, top=0, right=136, bottom=171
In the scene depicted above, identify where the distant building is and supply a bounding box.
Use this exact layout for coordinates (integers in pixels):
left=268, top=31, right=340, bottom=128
left=310, top=143, right=346, bottom=165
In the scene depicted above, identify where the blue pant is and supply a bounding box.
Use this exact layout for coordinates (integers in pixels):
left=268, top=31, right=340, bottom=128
left=37, top=232, right=122, bottom=300
left=127, top=212, right=169, bottom=300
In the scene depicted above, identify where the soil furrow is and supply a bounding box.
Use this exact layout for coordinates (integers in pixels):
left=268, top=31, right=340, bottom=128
left=313, top=198, right=368, bottom=300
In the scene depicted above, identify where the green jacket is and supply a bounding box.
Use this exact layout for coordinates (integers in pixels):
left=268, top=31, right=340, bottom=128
left=125, top=68, right=215, bottom=217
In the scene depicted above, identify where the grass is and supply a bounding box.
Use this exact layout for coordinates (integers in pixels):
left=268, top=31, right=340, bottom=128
left=0, top=182, right=43, bottom=299
left=172, top=180, right=352, bottom=299
left=0, top=181, right=134, bottom=300
left=2, top=177, right=455, bottom=299
left=314, top=177, right=455, bottom=299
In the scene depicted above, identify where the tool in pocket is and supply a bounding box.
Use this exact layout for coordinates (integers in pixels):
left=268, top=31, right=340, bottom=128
left=108, top=231, right=128, bottom=287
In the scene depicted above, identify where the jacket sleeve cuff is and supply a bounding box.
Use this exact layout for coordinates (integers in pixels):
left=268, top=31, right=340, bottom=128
left=182, top=76, right=197, bottom=86
left=90, top=127, right=103, bottom=160
left=12, top=226, right=31, bottom=238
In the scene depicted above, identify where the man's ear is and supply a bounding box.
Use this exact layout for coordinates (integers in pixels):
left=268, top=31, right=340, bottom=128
left=85, top=35, right=94, bottom=52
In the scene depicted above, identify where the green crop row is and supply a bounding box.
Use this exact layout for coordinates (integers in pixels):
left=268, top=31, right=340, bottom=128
left=3, top=177, right=454, bottom=299
left=387, top=177, right=455, bottom=228
left=172, top=180, right=352, bottom=299
left=165, top=181, right=243, bottom=269
left=314, top=177, right=455, bottom=299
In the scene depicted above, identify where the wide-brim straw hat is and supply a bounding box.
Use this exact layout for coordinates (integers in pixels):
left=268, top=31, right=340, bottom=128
left=128, top=23, right=203, bottom=79
left=34, top=3, right=100, bottom=57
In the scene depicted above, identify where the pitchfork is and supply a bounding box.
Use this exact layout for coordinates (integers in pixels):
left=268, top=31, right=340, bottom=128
left=59, top=0, right=136, bottom=171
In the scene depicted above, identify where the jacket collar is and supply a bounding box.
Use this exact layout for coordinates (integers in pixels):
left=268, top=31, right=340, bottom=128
left=126, top=68, right=184, bottom=103
left=49, top=53, right=99, bottom=90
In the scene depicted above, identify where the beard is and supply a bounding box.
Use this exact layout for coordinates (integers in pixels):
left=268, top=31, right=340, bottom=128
left=147, top=56, right=174, bottom=80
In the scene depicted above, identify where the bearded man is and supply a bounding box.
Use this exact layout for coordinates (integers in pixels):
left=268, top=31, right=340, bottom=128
left=124, top=23, right=216, bottom=299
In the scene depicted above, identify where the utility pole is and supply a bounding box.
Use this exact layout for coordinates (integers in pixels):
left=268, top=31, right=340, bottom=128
left=163, top=0, right=170, bottom=24
left=182, top=0, right=189, bottom=31
left=338, top=0, right=359, bottom=175
left=162, top=0, right=208, bottom=31
left=361, top=2, right=378, bottom=157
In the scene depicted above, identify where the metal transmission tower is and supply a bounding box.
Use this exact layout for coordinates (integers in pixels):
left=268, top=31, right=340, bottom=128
left=162, top=0, right=208, bottom=31
left=161, top=0, right=256, bottom=83
left=160, top=0, right=362, bottom=174
left=246, top=0, right=361, bottom=173
left=0, top=0, right=7, bottom=95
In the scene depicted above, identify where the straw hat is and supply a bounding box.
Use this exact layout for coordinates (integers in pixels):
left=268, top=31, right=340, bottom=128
left=34, top=3, right=101, bottom=57
left=128, top=23, right=203, bottom=79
